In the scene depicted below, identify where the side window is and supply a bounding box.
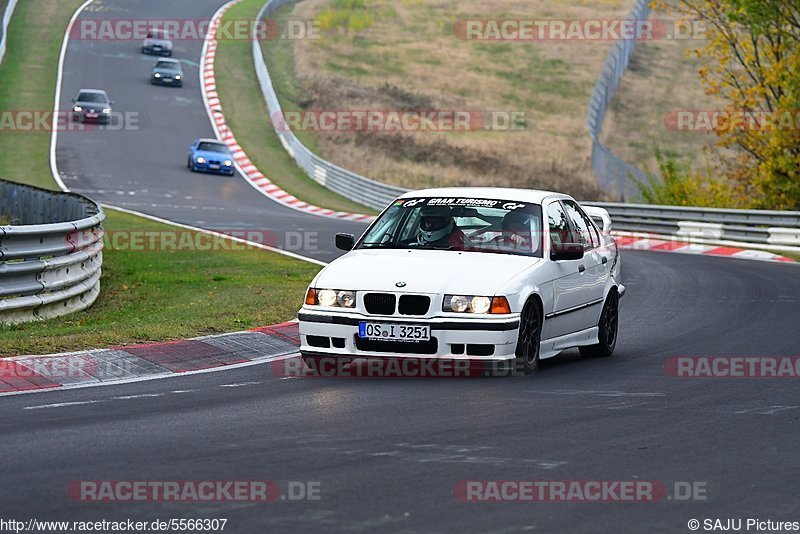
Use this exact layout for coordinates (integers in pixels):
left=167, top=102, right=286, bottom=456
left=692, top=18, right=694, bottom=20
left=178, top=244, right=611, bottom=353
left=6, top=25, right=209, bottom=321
left=562, top=201, right=596, bottom=250
left=547, top=202, right=576, bottom=249
left=582, top=211, right=600, bottom=247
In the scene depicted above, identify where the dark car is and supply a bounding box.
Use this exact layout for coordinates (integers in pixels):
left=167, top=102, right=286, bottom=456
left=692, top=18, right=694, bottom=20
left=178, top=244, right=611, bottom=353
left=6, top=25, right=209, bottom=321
left=151, top=59, right=184, bottom=87
left=187, top=138, right=235, bottom=175
left=71, top=89, right=113, bottom=123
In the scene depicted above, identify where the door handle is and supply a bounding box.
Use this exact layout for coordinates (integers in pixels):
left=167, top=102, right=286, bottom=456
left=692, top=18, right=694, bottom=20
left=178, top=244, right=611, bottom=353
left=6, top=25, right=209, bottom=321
left=578, top=264, right=586, bottom=273
left=601, top=256, right=608, bottom=264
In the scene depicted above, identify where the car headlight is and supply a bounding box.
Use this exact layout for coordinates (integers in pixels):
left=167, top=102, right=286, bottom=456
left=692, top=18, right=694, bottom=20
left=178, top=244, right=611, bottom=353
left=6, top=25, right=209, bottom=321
left=305, top=288, right=356, bottom=308
left=195, top=157, right=206, bottom=164
left=443, top=295, right=511, bottom=314
left=223, top=160, right=232, bottom=166
left=154, top=72, right=162, bottom=78
left=73, top=106, right=82, bottom=112
left=102, top=108, right=111, bottom=114
left=175, top=75, right=182, bottom=80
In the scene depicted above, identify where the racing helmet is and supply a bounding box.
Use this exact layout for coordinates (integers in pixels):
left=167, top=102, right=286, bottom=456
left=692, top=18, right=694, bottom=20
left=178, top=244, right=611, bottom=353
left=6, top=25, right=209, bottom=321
left=417, top=205, right=454, bottom=244
left=502, top=210, right=530, bottom=235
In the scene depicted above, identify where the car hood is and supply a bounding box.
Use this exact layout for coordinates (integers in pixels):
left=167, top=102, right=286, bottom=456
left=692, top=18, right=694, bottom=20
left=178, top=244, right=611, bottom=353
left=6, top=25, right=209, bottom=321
left=193, top=149, right=231, bottom=160
left=315, top=249, right=541, bottom=295
left=75, top=100, right=108, bottom=109
left=153, top=67, right=182, bottom=75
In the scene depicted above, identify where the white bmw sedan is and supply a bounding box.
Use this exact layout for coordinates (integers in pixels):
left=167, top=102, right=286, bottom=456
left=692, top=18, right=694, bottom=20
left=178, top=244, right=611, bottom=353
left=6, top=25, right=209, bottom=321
left=298, top=187, right=624, bottom=374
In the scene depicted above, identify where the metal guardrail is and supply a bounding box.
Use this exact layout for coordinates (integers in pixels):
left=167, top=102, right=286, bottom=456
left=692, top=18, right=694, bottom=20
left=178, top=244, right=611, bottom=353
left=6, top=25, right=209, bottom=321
left=587, top=0, right=650, bottom=201
left=0, top=0, right=19, bottom=66
left=0, top=179, right=105, bottom=324
left=249, top=2, right=799, bottom=249
left=588, top=202, right=800, bottom=247
left=252, top=0, right=406, bottom=211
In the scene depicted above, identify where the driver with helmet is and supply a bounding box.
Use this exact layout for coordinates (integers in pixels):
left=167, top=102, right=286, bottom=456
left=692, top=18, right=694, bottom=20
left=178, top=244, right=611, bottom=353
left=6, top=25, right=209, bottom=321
left=492, top=210, right=533, bottom=250
left=416, top=205, right=466, bottom=249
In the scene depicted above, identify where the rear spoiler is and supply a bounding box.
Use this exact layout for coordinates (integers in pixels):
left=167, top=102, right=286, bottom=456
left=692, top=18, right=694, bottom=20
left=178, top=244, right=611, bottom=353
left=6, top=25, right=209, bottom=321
left=582, top=206, right=612, bottom=235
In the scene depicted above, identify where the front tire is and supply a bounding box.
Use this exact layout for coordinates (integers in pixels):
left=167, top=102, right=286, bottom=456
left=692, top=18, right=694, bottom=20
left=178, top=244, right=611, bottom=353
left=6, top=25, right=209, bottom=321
left=514, top=300, right=542, bottom=375
left=580, top=290, right=619, bottom=358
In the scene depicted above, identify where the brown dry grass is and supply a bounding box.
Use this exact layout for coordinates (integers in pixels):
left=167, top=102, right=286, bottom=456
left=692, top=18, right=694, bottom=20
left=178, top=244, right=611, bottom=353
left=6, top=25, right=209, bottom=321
left=276, top=0, right=716, bottom=200
left=600, top=7, right=719, bottom=178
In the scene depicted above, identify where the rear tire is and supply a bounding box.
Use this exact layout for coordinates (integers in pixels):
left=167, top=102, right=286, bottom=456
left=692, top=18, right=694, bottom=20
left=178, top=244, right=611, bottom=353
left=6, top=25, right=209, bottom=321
left=579, top=290, right=619, bottom=358
left=514, top=300, right=542, bottom=375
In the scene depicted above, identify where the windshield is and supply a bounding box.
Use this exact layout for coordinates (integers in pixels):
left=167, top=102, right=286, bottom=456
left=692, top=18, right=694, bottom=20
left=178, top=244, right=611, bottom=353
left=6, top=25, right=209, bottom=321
left=147, top=30, right=169, bottom=39
left=155, top=61, right=179, bottom=70
left=197, top=142, right=229, bottom=153
left=77, top=92, right=107, bottom=103
left=357, top=197, right=543, bottom=257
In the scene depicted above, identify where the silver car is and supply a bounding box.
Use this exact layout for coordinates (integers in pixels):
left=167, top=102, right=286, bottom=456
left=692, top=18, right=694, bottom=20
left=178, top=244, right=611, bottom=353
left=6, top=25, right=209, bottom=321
left=141, top=29, right=173, bottom=57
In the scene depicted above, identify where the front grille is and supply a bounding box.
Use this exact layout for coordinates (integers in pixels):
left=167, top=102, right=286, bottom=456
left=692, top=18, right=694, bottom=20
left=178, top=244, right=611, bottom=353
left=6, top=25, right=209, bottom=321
left=354, top=335, right=438, bottom=354
left=398, top=295, right=430, bottom=315
left=364, top=293, right=396, bottom=315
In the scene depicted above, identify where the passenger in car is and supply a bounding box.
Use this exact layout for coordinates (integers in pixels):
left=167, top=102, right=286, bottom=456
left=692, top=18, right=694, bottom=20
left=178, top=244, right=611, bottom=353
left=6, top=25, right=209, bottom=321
left=415, top=205, right=466, bottom=249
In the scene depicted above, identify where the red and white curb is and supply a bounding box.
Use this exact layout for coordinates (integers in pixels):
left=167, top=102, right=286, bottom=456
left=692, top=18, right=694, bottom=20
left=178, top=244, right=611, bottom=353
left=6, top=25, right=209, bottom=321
left=0, top=322, right=301, bottom=396
left=613, top=232, right=796, bottom=263
left=200, top=2, right=373, bottom=223
left=200, top=4, right=794, bottom=264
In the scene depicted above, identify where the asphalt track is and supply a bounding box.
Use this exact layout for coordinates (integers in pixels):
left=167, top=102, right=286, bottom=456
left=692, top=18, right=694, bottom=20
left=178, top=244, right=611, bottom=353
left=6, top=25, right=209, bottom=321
left=55, top=0, right=364, bottom=263
left=7, top=0, right=799, bottom=532
left=2, top=251, right=800, bottom=532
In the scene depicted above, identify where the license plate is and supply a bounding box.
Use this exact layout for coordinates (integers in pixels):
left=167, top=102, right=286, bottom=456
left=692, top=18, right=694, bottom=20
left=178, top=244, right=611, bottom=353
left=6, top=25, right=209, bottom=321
left=358, top=322, right=430, bottom=342
left=86, top=113, right=97, bottom=118
left=163, top=78, right=173, bottom=83
left=209, top=164, right=220, bottom=170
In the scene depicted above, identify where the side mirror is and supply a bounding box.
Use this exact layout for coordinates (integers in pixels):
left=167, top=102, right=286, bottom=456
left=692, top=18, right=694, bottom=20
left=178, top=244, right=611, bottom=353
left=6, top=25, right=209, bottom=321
left=71, top=98, right=76, bottom=103
left=335, top=233, right=355, bottom=251
left=550, top=242, right=584, bottom=261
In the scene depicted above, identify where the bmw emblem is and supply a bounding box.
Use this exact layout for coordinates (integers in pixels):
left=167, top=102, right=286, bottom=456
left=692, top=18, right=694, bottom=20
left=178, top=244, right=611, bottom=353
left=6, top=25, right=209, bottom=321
left=396, top=281, right=407, bottom=288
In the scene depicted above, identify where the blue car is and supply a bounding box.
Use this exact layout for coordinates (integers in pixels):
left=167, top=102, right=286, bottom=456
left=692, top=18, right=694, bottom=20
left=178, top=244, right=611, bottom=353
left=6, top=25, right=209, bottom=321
left=187, top=138, right=235, bottom=175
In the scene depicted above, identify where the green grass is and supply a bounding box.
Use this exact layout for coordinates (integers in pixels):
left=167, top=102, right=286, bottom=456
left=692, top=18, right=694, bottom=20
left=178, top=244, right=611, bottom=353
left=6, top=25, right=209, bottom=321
left=0, top=209, right=320, bottom=356
left=0, top=0, right=322, bottom=356
left=214, top=0, right=376, bottom=215
left=0, top=0, right=85, bottom=189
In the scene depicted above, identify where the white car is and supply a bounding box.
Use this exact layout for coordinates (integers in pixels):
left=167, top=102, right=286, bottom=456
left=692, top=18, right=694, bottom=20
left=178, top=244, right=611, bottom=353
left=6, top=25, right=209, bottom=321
left=141, top=29, right=173, bottom=56
left=298, top=187, right=624, bottom=374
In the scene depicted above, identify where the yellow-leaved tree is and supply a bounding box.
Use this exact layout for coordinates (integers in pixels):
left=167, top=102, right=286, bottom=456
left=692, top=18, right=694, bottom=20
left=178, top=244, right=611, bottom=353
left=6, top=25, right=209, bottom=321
left=678, top=0, right=800, bottom=209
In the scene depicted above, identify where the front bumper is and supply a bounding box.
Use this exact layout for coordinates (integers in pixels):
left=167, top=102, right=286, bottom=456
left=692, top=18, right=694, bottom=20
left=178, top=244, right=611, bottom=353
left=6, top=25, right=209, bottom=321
left=73, top=112, right=110, bottom=123
left=191, top=161, right=235, bottom=175
left=142, top=46, right=172, bottom=56
left=151, top=76, right=183, bottom=86
left=298, top=311, right=520, bottom=361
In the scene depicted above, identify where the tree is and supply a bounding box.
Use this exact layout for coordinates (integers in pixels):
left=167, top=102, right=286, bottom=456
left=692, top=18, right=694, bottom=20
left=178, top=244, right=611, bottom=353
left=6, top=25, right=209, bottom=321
left=678, top=0, right=800, bottom=209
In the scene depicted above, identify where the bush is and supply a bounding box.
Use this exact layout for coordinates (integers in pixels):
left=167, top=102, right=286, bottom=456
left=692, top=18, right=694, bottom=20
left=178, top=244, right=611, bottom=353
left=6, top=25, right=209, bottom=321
left=637, top=148, right=754, bottom=208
